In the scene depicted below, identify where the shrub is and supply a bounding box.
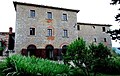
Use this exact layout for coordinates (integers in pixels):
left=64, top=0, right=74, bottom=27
left=3, top=54, right=79, bottom=76
left=64, top=38, right=92, bottom=76
left=64, top=38, right=112, bottom=76
left=0, top=61, right=7, bottom=76
left=102, top=56, right=120, bottom=75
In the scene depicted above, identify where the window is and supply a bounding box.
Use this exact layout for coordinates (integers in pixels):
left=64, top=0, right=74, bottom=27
left=104, top=38, right=107, bottom=42
left=62, top=14, right=67, bottom=21
left=93, top=26, right=95, bottom=29
left=47, top=12, right=52, bottom=19
left=63, top=30, right=68, bottom=37
left=62, top=45, right=67, bottom=54
left=30, top=28, right=35, bottom=35
left=30, top=10, right=35, bottom=18
left=102, top=27, right=106, bottom=32
left=94, top=38, right=97, bottom=42
left=48, top=29, right=52, bottom=36
left=46, top=45, right=54, bottom=59
left=77, top=25, right=80, bottom=30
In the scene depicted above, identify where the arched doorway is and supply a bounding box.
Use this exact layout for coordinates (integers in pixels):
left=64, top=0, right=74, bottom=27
left=45, top=45, right=54, bottom=59
left=27, top=44, right=37, bottom=56
left=62, top=45, right=67, bottom=54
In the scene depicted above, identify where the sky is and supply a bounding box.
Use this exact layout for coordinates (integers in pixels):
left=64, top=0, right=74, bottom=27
left=0, top=0, right=120, bottom=47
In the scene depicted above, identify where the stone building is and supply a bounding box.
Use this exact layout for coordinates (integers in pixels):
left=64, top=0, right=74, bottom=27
left=13, top=2, right=112, bottom=59
left=77, top=22, right=112, bottom=48
left=13, top=2, right=79, bottom=59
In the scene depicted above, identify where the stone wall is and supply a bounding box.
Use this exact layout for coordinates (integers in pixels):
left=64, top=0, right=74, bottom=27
left=15, top=4, right=78, bottom=53
left=77, top=23, right=112, bottom=48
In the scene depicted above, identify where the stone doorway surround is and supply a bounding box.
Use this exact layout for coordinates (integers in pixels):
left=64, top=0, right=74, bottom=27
left=45, top=45, right=54, bottom=60
left=27, top=44, right=37, bottom=56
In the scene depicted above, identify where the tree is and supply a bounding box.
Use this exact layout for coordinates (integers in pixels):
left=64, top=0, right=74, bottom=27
left=89, top=43, right=111, bottom=76
left=64, top=38, right=112, bottom=76
left=111, top=0, right=120, bottom=22
left=107, top=29, right=120, bottom=40
left=107, top=0, right=120, bottom=41
left=64, top=38, right=91, bottom=76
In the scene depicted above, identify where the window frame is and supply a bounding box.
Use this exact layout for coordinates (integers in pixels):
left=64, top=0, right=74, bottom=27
left=47, top=29, right=52, bottom=36
left=30, top=10, right=35, bottom=18
left=30, top=28, right=35, bottom=35
left=47, top=12, right=52, bottom=19
left=62, top=13, right=67, bottom=21
left=63, top=29, right=68, bottom=37
left=94, top=38, right=97, bottom=42
left=102, top=27, right=106, bottom=32
left=77, top=25, right=80, bottom=30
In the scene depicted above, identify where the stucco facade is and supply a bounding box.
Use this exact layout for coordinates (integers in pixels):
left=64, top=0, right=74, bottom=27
left=77, top=23, right=112, bottom=48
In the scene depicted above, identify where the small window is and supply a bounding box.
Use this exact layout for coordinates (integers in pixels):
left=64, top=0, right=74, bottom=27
left=93, top=26, right=95, bottom=29
left=30, top=10, right=35, bottom=18
left=62, top=14, right=67, bottom=21
left=94, top=38, right=97, bottom=42
left=77, top=25, right=80, bottom=30
left=63, top=30, right=68, bottom=37
left=30, top=28, right=35, bottom=35
left=102, top=27, right=106, bottom=32
left=47, top=12, right=52, bottom=19
left=48, top=29, right=52, bottom=36
left=104, top=38, right=107, bottom=42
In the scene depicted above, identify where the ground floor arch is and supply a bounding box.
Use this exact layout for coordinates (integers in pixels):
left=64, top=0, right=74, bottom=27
left=27, top=44, right=37, bottom=56
left=21, top=44, right=68, bottom=60
left=62, top=45, right=67, bottom=55
left=45, top=45, right=54, bottom=60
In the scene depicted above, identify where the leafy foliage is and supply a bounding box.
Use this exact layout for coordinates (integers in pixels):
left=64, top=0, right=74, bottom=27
left=89, top=43, right=111, bottom=76
left=111, top=0, right=120, bottom=5
left=107, top=29, right=120, bottom=40
left=3, top=55, right=79, bottom=76
left=0, top=61, right=7, bottom=76
left=64, top=38, right=112, bottom=76
left=64, top=38, right=92, bottom=76
left=111, top=0, right=120, bottom=22
left=101, top=56, right=120, bottom=75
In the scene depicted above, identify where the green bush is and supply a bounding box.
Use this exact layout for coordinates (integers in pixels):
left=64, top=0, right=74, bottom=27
left=102, top=56, right=120, bottom=75
left=0, top=61, right=7, bottom=76
left=3, top=54, right=79, bottom=76
left=64, top=38, right=112, bottom=76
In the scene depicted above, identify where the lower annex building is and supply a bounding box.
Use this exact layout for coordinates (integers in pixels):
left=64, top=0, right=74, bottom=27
left=13, top=2, right=112, bottom=60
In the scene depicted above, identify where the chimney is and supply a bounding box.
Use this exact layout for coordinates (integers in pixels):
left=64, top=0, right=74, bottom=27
left=9, top=27, right=12, bottom=34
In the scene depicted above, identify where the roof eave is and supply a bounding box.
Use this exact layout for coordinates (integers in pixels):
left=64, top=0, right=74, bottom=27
left=13, top=1, right=80, bottom=13
left=77, top=22, right=112, bottom=26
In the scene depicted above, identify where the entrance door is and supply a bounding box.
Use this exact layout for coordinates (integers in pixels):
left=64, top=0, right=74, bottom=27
left=45, top=45, right=54, bottom=59
left=27, top=44, right=36, bottom=56
left=62, top=45, right=67, bottom=54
